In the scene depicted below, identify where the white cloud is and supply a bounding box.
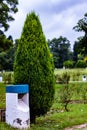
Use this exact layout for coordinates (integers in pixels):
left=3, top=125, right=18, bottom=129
left=5, top=0, right=87, bottom=50
left=41, top=1, right=87, bottom=46
left=5, top=9, right=26, bottom=39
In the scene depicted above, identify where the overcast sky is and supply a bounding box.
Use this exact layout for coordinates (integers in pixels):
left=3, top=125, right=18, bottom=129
left=6, top=0, right=87, bottom=49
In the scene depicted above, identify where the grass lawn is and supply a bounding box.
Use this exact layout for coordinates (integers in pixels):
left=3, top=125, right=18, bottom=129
left=54, top=68, right=87, bottom=81
left=0, top=83, right=6, bottom=108
left=1, top=81, right=87, bottom=129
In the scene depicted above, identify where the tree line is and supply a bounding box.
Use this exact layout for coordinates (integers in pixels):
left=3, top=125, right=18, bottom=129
left=0, top=0, right=87, bottom=70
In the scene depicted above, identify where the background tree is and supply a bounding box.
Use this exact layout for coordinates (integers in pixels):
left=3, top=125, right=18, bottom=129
left=0, top=38, right=18, bottom=71
left=63, top=60, right=73, bottom=68
left=48, top=36, right=72, bottom=68
left=0, top=0, right=18, bottom=32
left=0, top=0, right=18, bottom=70
left=0, top=34, right=13, bottom=53
left=14, top=12, right=55, bottom=123
left=73, top=13, right=87, bottom=56
left=73, top=41, right=79, bottom=64
left=0, top=33, right=13, bottom=70
left=0, top=31, right=13, bottom=70
left=75, top=60, right=86, bottom=68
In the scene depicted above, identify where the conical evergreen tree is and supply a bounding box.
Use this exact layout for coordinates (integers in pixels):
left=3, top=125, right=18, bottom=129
left=14, top=12, right=55, bottom=123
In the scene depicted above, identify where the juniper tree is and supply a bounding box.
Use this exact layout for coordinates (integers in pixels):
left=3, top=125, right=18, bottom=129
left=14, top=12, right=55, bottom=123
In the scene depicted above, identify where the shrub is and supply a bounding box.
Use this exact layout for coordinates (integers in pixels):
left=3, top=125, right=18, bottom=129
left=58, top=72, right=71, bottom=111
left=59, top=84, right=72, bottom=111
left=55, top=72, right=70, bottom=84
left=14, top=12, right=55, bottom=123
left=72, top=71, right=81, bottom=81
left=75, top=60, right=86, bottom=68
left=63, top=60, right=73, bottom=68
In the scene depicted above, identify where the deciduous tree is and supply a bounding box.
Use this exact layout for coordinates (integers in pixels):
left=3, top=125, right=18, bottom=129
left=48, top=36, right=71, bottom=68
left=73, top=13, right=87, bottom=56
left=0, top=0, right=18, bottom=32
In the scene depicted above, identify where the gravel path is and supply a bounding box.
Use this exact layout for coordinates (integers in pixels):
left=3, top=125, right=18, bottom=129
left=64, top=123, right=87, bottom=130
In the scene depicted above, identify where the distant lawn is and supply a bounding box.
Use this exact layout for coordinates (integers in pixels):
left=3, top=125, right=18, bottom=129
left=54, top=68, right=87, bottom=81
left=1, top=82, right=87, bottom=129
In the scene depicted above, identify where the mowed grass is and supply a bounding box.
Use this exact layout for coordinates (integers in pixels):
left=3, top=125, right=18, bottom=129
left=1, top=104, right=87, bottom=130
left=54, top=68, right=87, bottom=75
left=1, top=81, right=87, bottom=129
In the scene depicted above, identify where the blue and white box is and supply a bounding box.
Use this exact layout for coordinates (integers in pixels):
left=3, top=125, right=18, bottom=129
left=6, top=84, right=30, bottom=129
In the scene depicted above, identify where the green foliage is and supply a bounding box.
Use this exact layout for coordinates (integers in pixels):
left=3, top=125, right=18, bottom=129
left=73, top=13, right=87, bottom=56
left=48, top=36, right=72, bottom=68
left=0, top=34, right=13, bottom=53
left=14, top=12, right=55, bottom=123
left=0, top=33, right=14, bottom=71
left=56, top=72, right=71, bottom=111
left=80, top=85, right=87, bottom=103
left=72, top=71, right=81, bottom=81
left=0, top=39, right=18, bottom=71
left=73, top=41, right=78, bottom=63
left=0, top=123, right=16, bottom=130
left=63, top=60, right=73, bottom=68
left=2, top=72, right=14, bottom=84
left=55, top=72, right=70, bottom=84
left=0, top=0, right=18, bottom=32
left=0, top=51, right=13, bottom=71
left=0, top=83, right=6, bottom=108
left=73, top=36, right=87, bottom=57
left=0, top=27, right=14, bottom=71
left=0, top=52, right=6, bottom=70
left=59, top=84, right=72, bottom=111
left=75, top=60, right=86, bottom=68
left=54, top=68, right=87, bottom=81
left=73, top=13, right=87, bottom=33
left=72, top=72, right=77, bottom=81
